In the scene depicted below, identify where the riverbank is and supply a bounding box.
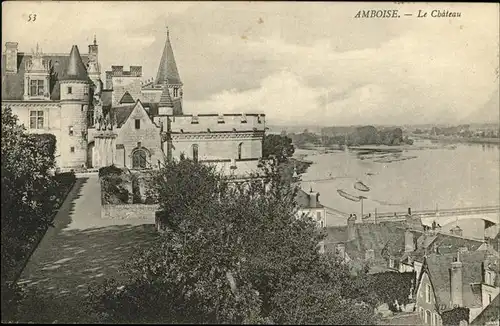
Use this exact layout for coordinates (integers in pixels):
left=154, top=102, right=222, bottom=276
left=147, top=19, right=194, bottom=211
left=414, top=134, right=500, bottom=145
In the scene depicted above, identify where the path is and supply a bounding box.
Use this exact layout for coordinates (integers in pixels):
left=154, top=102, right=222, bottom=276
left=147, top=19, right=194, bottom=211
left=16, top=175, right=159, bottom=322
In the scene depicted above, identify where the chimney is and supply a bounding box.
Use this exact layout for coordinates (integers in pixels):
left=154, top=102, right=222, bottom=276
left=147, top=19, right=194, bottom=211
left=450, top=252, right=463, bottom=307
left=408, top=207, right=412, bottom=216
left=405, top=229, right=415, bottom=252
left=451, top=225, right=463, bottom=237
left=347, top=214, right=356, bottom=241
left=309, top=189, right=317, bottom=208
left=5, top=42, right=19, bottom=73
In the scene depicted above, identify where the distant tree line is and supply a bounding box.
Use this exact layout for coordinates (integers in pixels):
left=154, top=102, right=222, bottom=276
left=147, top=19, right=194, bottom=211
left=284, top=126, right=414, bottom=148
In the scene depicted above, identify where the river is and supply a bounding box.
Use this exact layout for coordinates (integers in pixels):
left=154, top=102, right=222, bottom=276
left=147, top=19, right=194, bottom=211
left=297, top=139, right=500, bottom=237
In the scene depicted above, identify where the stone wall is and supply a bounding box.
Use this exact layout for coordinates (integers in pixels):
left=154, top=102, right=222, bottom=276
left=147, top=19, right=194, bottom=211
left=101, top=203, right=159, bottom=221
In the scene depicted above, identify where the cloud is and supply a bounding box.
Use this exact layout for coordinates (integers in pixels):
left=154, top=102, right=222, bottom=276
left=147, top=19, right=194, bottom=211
left=2, top=2, right=498, bottom=125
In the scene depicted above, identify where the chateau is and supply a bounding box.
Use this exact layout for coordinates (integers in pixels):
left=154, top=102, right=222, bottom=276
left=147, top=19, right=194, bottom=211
left=1, top=30, right=266, bottom=175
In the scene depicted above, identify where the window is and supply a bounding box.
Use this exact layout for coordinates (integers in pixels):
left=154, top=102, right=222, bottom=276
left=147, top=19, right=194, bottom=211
left=70, top=146, right=75, bottom=153
left=425, top=310, right=431, bottom=325
left=238, top=142, right=243, bottom=160
left=192, top=144, right=199, bottom=163
left=67, top=86, right=72, bottom=94
left=389, top=258, right=395, bottom=268
left=29, top=110, right=44, bottom=129
left=241, top=114, right=247, bottom=123
left=30, top=79, right=44, bottom=96
left=425, top=284, right=432, bottom=303
left=135, top=119, right=140, bottom=129
left=488, top=294, right=492, bottom=304
left=419, top=307, right=424, bottom=317
left=316, top=211, right=322, bottom=221
left=69, top=126, right=74, bottom=136
left=257, top=115, right=262, bottom=124
left=173, top=87, right=178, bottom=97
left=217, top=114, right=225, bottom=124
left=433, top=313, right=440, bottom=326
left=84, top=86, right=89, bottom=95
left=132, top=149, right=148, bottom=169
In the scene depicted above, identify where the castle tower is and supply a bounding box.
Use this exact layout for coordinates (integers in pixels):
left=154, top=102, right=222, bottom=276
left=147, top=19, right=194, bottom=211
left=59, top=45, right=90, bottom=170
left=155, top=28, right=183, bottom=113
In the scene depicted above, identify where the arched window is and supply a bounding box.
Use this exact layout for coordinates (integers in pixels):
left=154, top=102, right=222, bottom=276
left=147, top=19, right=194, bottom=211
left=132, top=149, right=148, bottom=169
left=192, top=144, right=199, bottom=163
left=238, top=142, right=243, bottom=160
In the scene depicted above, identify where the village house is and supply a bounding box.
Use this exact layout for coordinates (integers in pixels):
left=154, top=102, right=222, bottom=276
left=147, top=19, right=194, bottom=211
left=415, top=251, right=499, bottom=325
left=296, top=188, right=327, bottom=228
left=1, top=30, right=265, bottom=177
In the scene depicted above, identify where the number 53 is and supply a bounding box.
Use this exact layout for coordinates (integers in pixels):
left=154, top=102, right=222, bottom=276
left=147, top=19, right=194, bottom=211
left=28, top=13, right=37, bottom=22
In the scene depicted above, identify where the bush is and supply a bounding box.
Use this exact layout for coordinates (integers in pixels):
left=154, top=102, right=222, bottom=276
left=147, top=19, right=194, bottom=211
left=98, top=165, right=124, bottom=178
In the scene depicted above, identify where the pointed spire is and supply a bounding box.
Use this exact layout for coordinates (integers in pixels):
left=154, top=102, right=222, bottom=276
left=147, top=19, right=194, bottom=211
left=159, top=85, right=174, bottom=108
left=155, top=28, right=182, bottom=85
left=93, top=34, right=97, bottom=45
left=63, top=45, right=88, bottom=81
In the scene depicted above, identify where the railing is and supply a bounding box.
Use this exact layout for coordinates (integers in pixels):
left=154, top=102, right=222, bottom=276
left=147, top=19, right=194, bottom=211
left=323, top=205, right=500, bottom=221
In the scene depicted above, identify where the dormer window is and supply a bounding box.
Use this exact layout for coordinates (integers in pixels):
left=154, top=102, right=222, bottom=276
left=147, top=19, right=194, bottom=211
left=30, top=80, right=44, bottom=96
left=257, top=115, right=262, bottom=124
left=84, top=86, right=89, bottom=95
left=191, top=115, right=199, bottom=124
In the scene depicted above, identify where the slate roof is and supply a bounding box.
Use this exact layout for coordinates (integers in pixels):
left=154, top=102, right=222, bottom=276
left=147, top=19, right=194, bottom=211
left=410, top=232, right=485, bottom=262
left=296, top=189, right=324, bottom=209
left=471, top=293, right=500, bottom=325
left=113, top=104, right=136, bottom=128
left=119, top=91, right=135, bottom=104
left=2, top=50, right=89, bottom=100
left=323, top=222, right=406, bottom=267
left=143, top=99, right=182, bottom=116
left=424, top=251, right=489, bottom=312
left=61, top=45, right=88, bottom=81
left=155, top=31, right=182, bottom=85
left=158, top=86, right=174, bottom=108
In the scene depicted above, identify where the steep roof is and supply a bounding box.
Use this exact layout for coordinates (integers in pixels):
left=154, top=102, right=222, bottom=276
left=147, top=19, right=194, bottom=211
left=471, top=293, right=500, bottom=325
left=61, top=45, right=88, bottom=81
left=296, top=189, right=324, bottom=209
left=2, top=51, right=89, bottom=100
left=424, top=251, right=489, bottom=312
left=410, top=232, right=485, bottom=262
left=119, top=91, right=135, bottom=104
left=155, top=30, right=182, bottom=85
left=113, top=104, right=136, bottom=128
left=158, top=85, right=174, bottom=108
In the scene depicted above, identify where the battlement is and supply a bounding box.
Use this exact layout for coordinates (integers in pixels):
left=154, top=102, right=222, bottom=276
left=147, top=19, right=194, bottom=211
left=155, top=113, right=266, bottom=133
left=106, top=65, right=143, bottom=77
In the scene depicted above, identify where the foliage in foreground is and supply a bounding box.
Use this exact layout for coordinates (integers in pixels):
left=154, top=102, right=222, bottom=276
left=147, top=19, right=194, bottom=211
left=89, top=157, right=380, bottom=324
left=1, top=108, right=76, bottom=322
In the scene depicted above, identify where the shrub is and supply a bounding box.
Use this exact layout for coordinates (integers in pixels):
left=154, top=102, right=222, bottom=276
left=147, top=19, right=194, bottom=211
left=98, top=165, right=124, bottom=178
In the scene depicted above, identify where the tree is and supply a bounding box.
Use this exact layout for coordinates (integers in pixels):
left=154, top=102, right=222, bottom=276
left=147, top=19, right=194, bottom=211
left=89, top=158, right=379, bottom=324
left=262, top=134, right=295, bottom=162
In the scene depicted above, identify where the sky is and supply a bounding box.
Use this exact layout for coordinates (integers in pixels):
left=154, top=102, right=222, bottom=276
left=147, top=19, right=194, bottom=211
left=3, top=1, right=499, bottom=126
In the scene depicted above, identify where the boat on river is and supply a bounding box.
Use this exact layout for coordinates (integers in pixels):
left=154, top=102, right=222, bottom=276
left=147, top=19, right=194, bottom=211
left=337, top=189, right=361, bottom=202
left=354, top=181, right=370, bottom=192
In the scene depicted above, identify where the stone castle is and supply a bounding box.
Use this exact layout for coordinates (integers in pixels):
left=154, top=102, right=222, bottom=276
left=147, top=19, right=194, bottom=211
left=1, top=30, right=266, bottom=175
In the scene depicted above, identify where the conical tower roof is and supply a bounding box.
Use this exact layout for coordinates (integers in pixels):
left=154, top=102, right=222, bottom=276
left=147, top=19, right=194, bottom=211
left=155, top=29, right=182, bottom=85
left=62, top=45, right=88, bottom=81
left=159, top=85, right=174, bottom=108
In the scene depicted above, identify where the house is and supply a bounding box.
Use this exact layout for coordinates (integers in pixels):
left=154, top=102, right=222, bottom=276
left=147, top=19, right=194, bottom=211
left=415, top=251, right=500, bottom=325
left=296, top=188, right=327, bottom=228
left=2, top=29, right=265, bottom=176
